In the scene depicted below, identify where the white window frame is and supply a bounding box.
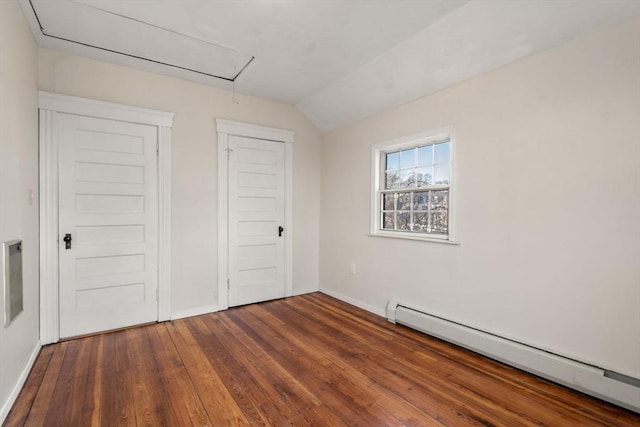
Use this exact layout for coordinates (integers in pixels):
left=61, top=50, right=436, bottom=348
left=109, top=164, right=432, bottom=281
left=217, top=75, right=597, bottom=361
left=370, top=127, right=458, bottom=244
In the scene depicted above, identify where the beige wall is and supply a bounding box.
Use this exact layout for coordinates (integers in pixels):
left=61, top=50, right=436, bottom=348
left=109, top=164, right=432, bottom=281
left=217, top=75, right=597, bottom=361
left=320, top=18, right=640, bottom=378
left=0, top=0, right=40, bottom=418
left=38, top=49, right=322, bottom=314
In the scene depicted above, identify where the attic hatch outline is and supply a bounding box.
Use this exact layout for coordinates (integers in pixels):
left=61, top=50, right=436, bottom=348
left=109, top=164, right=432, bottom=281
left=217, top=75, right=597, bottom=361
left=27, top=0, right=254, bottom=82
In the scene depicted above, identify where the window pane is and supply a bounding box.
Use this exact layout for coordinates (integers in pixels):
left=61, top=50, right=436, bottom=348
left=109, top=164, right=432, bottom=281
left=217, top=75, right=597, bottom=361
left=386, top=152, right=399, bottom=171
left=432, top=190, right=449, bottom=211
left=416, top=167, right=433, bottom=186
left=434, top=164, right=449, bottom=185
left=397, top=213, right=411, bottom=230
left=385, top=171, right=400, bottom=189
left=397, top=193, right=412, bottom=210
left=418, top=145, right=433, bottom=166
left=399, top=170, right=415, bottom=188
left=382, top=213, right=395, bottom=230
left=434, top=141, right=450, bottom=164
left=382, top=193, right=395, bottom=210
left=413, top=212, right=429, bottom=231
left=376, top=134, right=452, bottom=238
left=413, top=191, right=429, bottom=210
left=431, top=212, right=448, bottom=234
left=400, top=149, right=415, bottom=169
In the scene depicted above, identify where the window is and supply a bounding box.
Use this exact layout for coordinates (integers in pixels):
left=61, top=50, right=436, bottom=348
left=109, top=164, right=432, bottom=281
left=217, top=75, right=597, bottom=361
left=371, top=128, right=456, bottom=242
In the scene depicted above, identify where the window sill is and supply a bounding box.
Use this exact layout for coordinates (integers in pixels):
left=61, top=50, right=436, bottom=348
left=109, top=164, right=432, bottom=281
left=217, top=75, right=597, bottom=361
left=368, top=232, right=460, bottom=245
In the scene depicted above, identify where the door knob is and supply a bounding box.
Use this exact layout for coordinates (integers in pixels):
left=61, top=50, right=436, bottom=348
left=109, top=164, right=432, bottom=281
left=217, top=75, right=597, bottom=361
left=278, top=226, right=284, bottom=237
left=63, top=233, right=72, bottom=249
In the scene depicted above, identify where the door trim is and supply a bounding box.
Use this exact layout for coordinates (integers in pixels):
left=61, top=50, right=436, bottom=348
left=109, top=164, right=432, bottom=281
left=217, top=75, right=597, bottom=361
left=216, top=119, right=294, bottom=311
left=39, top=91, right=173, bottom=344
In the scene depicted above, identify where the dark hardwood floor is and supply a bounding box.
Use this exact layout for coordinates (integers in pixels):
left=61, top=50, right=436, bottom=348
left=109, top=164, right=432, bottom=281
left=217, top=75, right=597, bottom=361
left=4, top=292, right=640, bottom=426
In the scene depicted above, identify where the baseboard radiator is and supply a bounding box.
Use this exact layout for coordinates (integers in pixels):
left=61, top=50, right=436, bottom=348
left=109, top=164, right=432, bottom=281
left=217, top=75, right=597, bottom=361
left=387, top=299, right=640, bottom=413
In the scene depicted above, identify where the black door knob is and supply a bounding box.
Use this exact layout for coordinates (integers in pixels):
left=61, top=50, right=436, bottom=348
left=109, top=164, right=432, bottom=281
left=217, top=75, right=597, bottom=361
left=278, top=226, right=284, bottom=237
left=63, top=233, right=72, bottom=249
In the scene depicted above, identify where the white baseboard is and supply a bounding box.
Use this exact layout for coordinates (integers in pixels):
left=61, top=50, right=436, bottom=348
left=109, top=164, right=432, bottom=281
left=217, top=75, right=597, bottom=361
left=292, top=285, right=319, bottom=297
left=0, top=340, right=42, bottom=424
left=170, top=304, right=219, bottom=321
left=171, top=288, right=320, bottom=320
left=318, top=287, right=386, bottom=317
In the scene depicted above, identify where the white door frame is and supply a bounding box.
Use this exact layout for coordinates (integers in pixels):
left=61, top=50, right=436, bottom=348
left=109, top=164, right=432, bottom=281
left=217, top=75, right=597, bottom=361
left=216, top=119, right=293, bottom=310
left=39, top=91, right=173, bottom=344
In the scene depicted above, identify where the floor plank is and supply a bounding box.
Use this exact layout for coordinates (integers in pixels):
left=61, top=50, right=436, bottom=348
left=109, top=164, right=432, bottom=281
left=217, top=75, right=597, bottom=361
left=4, top=293, right=640, bottom=426
left=3, top=346, right=55, bottom=427
left=165, top=320, right=250, bottom=426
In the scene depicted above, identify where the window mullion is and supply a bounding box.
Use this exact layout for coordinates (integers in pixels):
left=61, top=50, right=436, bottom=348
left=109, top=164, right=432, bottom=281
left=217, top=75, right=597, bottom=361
left=381, top=186, right=448, bottom=195
left=428, top=189, right=432, bottom=233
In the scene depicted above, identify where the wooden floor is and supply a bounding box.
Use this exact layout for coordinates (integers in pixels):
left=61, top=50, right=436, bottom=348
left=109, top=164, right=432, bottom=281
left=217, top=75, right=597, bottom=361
left=4, top=293, right=639, bottom=426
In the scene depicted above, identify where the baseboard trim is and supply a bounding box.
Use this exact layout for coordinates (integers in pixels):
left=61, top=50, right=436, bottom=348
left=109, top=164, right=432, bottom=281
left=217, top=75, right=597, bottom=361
left=292, top=286, right=319, bottom=297
left=170, top=304, right=219, bottom=321
left=0, top=340, right=42, bottom=424
left=171, top=288, right=321, bottom=320
left=318, top=287, right=385, bottom=317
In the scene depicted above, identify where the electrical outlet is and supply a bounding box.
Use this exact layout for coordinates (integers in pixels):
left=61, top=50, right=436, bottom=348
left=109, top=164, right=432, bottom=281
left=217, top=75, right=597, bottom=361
left=349, top=262, right=356, bottom=275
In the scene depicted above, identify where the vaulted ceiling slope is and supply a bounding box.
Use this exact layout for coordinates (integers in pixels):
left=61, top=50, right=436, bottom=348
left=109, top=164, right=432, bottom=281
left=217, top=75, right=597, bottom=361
left=20, top=0, right=640, bottom=131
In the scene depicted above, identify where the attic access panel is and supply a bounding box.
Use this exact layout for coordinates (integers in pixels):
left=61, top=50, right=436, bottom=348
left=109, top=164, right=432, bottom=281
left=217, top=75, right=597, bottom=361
left=27, top=0, right=253, bottom=81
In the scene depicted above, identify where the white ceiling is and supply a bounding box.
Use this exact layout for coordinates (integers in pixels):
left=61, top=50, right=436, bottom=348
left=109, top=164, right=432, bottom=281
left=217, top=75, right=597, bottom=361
left=20, top=0, right=640, bottom=131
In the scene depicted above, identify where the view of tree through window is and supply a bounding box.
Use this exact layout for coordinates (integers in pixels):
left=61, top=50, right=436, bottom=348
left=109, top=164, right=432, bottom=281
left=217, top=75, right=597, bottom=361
left=380, top=140, right=450, bottom=235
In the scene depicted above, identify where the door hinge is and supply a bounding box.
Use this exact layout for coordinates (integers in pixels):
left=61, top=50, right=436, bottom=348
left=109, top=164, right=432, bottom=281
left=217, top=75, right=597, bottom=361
left=156, top=288, right=159, bottom=302
left=156, top=141, right=160, bottom=155
left=227, top=278, right=230, bottom=290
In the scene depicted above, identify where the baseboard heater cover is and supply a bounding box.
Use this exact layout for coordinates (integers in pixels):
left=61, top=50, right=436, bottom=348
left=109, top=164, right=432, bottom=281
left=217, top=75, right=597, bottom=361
left=387, top=299, right=640, bottom=413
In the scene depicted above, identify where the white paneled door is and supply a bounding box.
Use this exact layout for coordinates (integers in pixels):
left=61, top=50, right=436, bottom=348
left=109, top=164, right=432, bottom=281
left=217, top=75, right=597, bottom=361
left=228, top=135, right=286, bottom=306
left=58, top=113, right=159, bottom=338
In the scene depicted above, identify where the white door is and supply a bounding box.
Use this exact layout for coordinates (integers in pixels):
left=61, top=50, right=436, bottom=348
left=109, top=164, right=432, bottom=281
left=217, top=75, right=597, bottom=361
left=58, top=113, right=159, bottom=338
left=228, top=135, right=286, bottom=306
